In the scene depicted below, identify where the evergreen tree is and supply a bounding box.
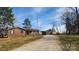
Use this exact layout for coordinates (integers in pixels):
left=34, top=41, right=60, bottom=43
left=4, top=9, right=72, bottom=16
left=23, top=18, right=31, bottom=35
left=0, top=7, right=14, bottom=37
left=23, top=18, right=31, bottom=29
left=0, top=7, right=14, bottom=28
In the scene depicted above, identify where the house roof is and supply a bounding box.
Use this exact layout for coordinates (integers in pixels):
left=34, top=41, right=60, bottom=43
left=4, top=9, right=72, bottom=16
left=8, top=27, right=24, bottom=30
left=9, top=27, right=39, bottom=31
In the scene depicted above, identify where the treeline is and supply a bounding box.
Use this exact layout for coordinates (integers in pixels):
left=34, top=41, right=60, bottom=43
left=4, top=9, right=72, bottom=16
left=61, top=7, right=79, bottom=34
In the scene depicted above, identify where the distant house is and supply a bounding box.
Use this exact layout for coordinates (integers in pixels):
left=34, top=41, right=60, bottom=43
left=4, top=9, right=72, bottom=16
left=41, top=29, right=60, bottom=35
left=8, top=27, right=39, bottom=36
left=46, top=29, right=53, bottom=34
left=41, top=31, right=47, bottom=35
left=41, top=29, right=53, bottom=35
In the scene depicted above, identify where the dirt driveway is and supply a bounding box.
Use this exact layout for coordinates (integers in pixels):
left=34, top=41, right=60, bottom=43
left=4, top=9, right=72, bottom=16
left=12, top=35, right=62, bottom=51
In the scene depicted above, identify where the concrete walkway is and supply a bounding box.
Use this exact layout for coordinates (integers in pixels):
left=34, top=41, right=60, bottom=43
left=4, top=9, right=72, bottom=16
left=12, top=35, right=62, bottom=51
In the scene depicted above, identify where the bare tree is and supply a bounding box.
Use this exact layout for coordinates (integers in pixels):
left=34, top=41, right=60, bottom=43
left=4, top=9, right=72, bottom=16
left=61, top=10, right=74, bottom=34
left=69, top=7, right=79, bottom=34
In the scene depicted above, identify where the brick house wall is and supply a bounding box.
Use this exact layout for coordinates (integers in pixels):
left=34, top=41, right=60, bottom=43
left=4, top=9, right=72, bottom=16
left=8, top=27, right=39, bottom=36
left=8, top=27, right=25, bottom=36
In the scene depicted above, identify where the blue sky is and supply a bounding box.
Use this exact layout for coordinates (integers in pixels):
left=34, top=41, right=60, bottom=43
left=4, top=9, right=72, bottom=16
left=12, top=7, right=66, bottom=32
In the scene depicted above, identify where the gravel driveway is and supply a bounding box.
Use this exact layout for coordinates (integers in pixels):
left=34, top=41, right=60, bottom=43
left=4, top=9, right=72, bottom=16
left=12, top=35, right=62, bottom=51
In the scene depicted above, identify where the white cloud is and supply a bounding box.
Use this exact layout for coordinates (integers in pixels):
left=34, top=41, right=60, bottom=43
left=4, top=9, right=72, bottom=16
left=32, top=7, right=44, bottom=14
left=53, top=8, right=66, bottom=20
left=57, top=25, right=65, bottom=33
left=53, top=7, right=75, bottom=21
left=31, top=7, right=67, bottom=32
left=31, top=16, right=52, bottom=31
left=49, top=8, right=67, bottom=32
left=32, top=7, right=67, bottom=32
left=31, top=18, right=42, bottom=29
left=53, top=7, right=75, bottom=33
left=40, top=24, right=52, bottom=31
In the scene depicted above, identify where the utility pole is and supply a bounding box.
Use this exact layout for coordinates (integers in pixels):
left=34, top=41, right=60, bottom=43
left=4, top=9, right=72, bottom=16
left=37, top=15, right=39, bottom=30
left=36, top=14, right=40, bottom=34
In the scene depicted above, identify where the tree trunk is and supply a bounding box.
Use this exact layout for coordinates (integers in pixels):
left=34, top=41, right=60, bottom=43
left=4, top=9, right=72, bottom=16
left=75, top=7, right=79, bottom=34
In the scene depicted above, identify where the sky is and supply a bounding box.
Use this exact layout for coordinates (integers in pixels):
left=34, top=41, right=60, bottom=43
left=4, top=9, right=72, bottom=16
left=12, top=7, right=66, bottom=32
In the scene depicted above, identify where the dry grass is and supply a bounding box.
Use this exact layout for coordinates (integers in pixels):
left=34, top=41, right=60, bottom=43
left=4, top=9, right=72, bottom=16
left=59, top=35, right=79, bottom=51
left=0, top=35, right=42, bottom=51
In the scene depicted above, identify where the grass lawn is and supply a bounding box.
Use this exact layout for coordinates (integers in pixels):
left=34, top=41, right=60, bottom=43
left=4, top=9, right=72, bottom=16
left=59, top=35, right=79, bottom=51
left=0, top=35, right=42, bottom=51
